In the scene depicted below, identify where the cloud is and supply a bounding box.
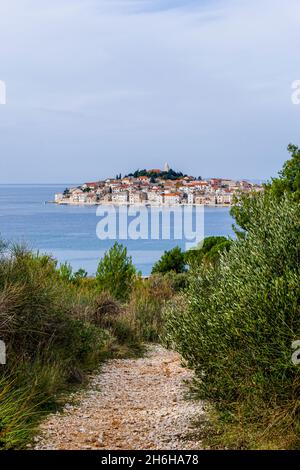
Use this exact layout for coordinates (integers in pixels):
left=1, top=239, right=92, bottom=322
left=0, top=0, right=299, bottom=182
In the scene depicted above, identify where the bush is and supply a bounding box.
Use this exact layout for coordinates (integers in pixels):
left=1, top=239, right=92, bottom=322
left=185, top=236, right=232, bottom=267
left=230, top=144, right=300, bottom=236
left=266, top=143, right=300, bottom=202
left=84, top=290, right=142, bottom=352
left=205, top=240, right=232, bottom=265
left=0, top=377, right=39, bottom=450
left=152, top=246, right=186, bottom=274
left=127, top=275, right=174, bottom=341
left=0, top=246, right=108, bottom=448
left=110, top=312, right=141, bottom=348
left=96, top=243, right=136, bottom=301
left=163, top=271, right=189, bottom=292
left=164, top=194, right=300, bottom=448
left=91, top=291, right=122, bottom=328
left=58, top=262, right=88, bottom=284
left=0, top=242, right=176, bottom=448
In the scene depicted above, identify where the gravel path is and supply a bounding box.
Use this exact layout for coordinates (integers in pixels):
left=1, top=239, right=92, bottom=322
left=34, top=345, right=204, bottom=450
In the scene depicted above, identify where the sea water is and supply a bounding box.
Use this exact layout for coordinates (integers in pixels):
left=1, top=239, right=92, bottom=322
left=0, top=185, right=235, bottom=275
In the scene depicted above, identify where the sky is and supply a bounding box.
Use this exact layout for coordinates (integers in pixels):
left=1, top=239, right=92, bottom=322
left=0, top=0, right=300, bottom=183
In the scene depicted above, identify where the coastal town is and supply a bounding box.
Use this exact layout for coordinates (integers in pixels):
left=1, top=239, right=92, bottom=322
left=54, top=163, right=263, bottom=207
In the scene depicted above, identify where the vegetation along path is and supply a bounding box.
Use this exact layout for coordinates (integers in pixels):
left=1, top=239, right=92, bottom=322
left=34, top=345, right=204, bottom=450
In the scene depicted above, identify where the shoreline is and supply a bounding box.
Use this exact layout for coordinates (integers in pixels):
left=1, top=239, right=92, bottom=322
left=48, top=201, right=232, bottom=208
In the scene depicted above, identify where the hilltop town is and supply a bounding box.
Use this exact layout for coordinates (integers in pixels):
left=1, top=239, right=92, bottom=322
left=54, top=163, right=263, bottom=206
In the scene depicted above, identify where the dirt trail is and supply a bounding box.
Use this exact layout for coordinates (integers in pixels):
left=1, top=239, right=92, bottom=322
left=34, top=345, right=204, bottom=450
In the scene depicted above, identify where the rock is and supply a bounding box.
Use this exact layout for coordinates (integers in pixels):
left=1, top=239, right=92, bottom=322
left=34, top=345, right=204, bottom=450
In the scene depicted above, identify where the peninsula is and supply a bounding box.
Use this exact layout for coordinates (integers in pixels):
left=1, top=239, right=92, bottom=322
left=54, top=163, right=263, bottom=207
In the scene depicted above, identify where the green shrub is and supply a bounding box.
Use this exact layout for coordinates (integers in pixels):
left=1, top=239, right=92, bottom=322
left=0, top=245, right=108, bottom=448
left=164, top=195, right=300, bottom=448
left=96, top=242, right=136, bottom=301
left=91, top=291, right=122, bottom=328
left=204, top=240, right=232, bottom=265
left=266, top=143, right=300, bottom=202
left=110, top=312, right=141, bottom=347
left=58, top=262, right=88, bottom=284
left=230, top=144, right=300, bottom=236
left=127, top=275, right=174, bottom=341
left=185, top=236, right=232, bottom=267
left=163, top=271, right=189, bottom=292
left=152, top=246, right=186, bottom=274
left=0, top=377, right=39, bottom=450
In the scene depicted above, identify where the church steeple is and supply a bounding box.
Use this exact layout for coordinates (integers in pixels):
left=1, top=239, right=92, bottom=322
left=164, top=162, right=170, bottom=172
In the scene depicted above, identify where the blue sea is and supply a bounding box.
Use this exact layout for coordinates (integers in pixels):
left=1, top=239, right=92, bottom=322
left=0, top=185, right=235, bottom=275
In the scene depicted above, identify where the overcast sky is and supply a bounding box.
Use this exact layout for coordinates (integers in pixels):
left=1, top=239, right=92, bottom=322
left=0, top=0, right=300, bottom=183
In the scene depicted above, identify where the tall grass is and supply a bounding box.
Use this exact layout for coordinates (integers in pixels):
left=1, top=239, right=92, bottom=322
left=0, top=244, right=179, bottom=448
left=126, top=274, right=175, bottom=342
left=88, top=275, right=177, bottom=350
left=0, top=245, right=109, bottom=448
left=0, top=377, right=40, bottom=449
